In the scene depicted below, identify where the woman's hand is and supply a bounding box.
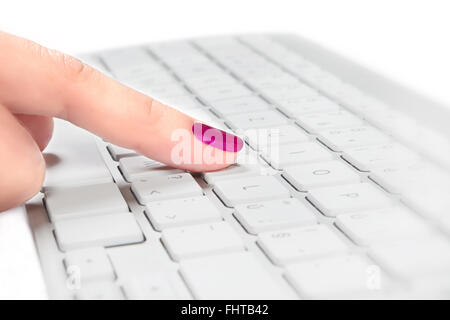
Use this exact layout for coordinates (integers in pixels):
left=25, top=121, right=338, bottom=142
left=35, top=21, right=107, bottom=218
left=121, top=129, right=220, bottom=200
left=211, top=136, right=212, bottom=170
left=0, top=31, right=242, bottom=211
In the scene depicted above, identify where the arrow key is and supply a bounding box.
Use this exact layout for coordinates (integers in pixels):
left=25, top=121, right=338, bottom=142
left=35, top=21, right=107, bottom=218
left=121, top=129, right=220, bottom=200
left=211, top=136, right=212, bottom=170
left=145, top=196, right=222, bottom=230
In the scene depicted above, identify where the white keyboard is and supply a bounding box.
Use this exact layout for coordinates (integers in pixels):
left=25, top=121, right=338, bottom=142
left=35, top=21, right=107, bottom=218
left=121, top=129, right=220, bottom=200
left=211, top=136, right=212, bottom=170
left=30, top=34, right=450, bottom=299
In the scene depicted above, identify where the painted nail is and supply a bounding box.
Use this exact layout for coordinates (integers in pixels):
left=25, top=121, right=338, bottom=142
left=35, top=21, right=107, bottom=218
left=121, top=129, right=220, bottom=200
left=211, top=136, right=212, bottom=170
left=192, top=122, right=244, bottom=152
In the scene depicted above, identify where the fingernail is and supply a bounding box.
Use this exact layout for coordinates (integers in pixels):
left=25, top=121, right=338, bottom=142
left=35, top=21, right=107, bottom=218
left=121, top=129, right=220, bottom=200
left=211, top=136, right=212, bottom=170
left=192, top=122, right=244, bottom=152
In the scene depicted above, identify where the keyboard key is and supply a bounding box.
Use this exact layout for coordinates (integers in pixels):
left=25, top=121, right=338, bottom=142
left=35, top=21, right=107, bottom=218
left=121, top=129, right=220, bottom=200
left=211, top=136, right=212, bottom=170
left=246, top=124, right=310, bottom=151
left=142, top=83, right=188, bottom=99
left=213, top=175, right=289, bottom=207
left=45, top=182, right=129, bottom=222
left=336, top=206, right=435, bottom=246
left=107, top=145, right=138, bottom=161
left=258, top=225, right=348, bottom=266
left=65, top=247, right=115, bottom=283
left=107, top=244, right=166, bottom=281
left=246, top=73, right=299, bottom=89
left=369, top=162, right=437, bottom=194
left=44, top=120, right=113, bottom=188
left=318, top=126, right=391, bottom=151
left=174, top=64, right=224, bottom=79
left=54, top=212, right=143, bottom=251
left=370, top=237, right=450, bottom=279
left=161, top=222, right=245, bottom=261
left=203, top=163, right=264, bottom=184
left=235, top=198, right=317, bottom=234
left=113, top=65, right=168, bottom=82
left=123, top=274, right=181, bottom=299
left=285, top=254, right=385, bottom=298
left=402, top=179, right=450, bottom=222
left=263, top=84, right=317, bottom=101
left=307, top=183, right=393, bottom=217
left=283, top=160, right=361, bottom=191
left=226, top=110, right=288, bottom=129
left=75, top=283, right=124, bottom=300
left=100, top=47, right=155, bottom=70
left=277, top=95, right=340, bottom=116
left=296, top=110, right=363, bottom=132
left=342, top=143, right=420, bottom=172
left=187, top=108, right=227, bottom=130
left=131, top=173, right=203, bottom=204
left=160, top=94, right=203, bottom=111
left=183, top=73, right=238, bottom=90
left=195, top=84, right=253, bottom=102
left=262, top=142, right=334, bottom=170
left=119, top=156, right=183, bottom=182
left=180, top=252, right=289, bottom=299
left=122, top=72, right=177, bottom=89
left=211, top=96, right=270, bottom=116
left=145, top=196, right=222, bottom=231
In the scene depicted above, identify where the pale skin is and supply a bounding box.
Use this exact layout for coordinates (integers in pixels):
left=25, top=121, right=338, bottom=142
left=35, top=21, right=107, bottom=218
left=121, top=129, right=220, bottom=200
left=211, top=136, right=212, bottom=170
left=0, top=31, right=237, bottom=212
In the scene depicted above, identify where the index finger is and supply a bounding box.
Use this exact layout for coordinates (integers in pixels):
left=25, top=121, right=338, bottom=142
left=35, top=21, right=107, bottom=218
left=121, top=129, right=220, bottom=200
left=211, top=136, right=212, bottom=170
left=0, top=31, right=243, bottom=171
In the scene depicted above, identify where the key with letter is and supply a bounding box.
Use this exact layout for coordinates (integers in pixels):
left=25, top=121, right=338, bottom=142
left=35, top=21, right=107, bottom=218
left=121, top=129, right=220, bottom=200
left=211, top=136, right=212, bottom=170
left=262, top=142, right=334, bottom=170
left=195, top=84, right=253, bottom=102
left=258, top=225, right=348, bottom=266
left=119, top=156, right=183, bottom=182
left=296, top=110, right=363, bottom=133
left=211, top=96, right=270, bottom=116
left=307, top=183, right=393, bottom=217
left=283, top=160, right=361, bottom=191
left=234, top=198, right=317, bottom=234
left=342, top=143, right=420, bottom=172
left=246, top=124, right=310, bottom=151
left=278, top=95, right=340, bottom=117
left=318, top=126, right=390, bottom=151
left=226, top=110, right=288, bottom=129
left=214, top=175, right=290, bottom=207
left=336, top=206, right=435, bottom=246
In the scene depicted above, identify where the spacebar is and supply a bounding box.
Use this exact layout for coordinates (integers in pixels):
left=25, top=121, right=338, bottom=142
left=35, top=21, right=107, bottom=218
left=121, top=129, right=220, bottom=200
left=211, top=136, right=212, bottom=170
left=43, top=119, right=112, bottom=189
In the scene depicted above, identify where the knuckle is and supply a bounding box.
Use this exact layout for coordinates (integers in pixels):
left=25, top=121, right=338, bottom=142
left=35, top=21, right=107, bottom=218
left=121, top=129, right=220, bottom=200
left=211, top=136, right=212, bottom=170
left=27, top=40, right=94, bottom=82
left=51, top=50, right=94, bottom=82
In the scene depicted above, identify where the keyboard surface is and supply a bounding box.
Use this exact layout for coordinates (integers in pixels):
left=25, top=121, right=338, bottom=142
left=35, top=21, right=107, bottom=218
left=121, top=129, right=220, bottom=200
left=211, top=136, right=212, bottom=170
left=30, top=34, right=450, bottom=299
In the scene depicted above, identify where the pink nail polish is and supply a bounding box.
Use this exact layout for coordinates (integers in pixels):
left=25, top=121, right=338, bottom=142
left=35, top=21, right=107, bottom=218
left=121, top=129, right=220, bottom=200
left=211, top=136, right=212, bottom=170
left=192, top=122, right=244, bottom=152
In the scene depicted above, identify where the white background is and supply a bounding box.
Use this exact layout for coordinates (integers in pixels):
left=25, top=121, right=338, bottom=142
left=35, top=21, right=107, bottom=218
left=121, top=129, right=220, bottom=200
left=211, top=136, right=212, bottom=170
left=0, top=0, right=449, bottom=104
left=0, top=0, right=449, bottom=299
